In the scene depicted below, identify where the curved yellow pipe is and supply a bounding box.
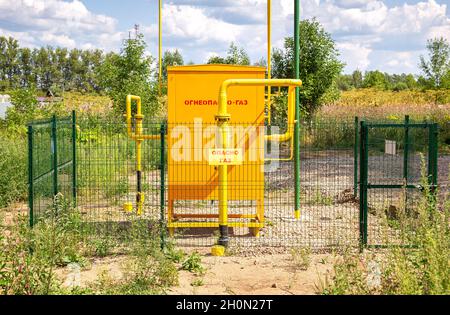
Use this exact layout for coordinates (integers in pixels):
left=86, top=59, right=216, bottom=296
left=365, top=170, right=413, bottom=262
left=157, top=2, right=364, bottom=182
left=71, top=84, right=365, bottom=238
left=267, top=0, right=272, bottom=125
left=126, top=95, right=161, bottom=141
left=217, top=79, right=302, bottom=142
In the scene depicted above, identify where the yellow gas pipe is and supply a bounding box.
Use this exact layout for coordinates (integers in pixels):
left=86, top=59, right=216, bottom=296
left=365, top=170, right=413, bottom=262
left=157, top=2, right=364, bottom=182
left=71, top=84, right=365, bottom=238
left=158, top=0, right=163, bottom=96
left=216, top=78, right=302, bottom=247
left=267, top=0, right=272, bottom=125
left=123, top=95, right=147, bottom=215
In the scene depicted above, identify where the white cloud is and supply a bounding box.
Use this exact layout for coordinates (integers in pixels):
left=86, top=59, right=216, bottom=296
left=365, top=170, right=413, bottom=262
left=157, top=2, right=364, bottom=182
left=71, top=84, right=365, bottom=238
left=162, top=4, right=240, bottom=44
left=0, top=0, right=122, bottom=50
left=0, top=0, right=449, bottom=74
left=336, top=42, right=372, bottom=71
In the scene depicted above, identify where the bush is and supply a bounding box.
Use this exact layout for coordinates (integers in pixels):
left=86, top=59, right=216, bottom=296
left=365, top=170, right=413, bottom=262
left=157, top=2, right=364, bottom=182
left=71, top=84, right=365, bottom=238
left=0, top=131, right=27, bottom=208
left=0, top=195, right=85, bottom=294
left=322, top=162, right=450, bottom=295
left=6, top=87, right=38, bottom=127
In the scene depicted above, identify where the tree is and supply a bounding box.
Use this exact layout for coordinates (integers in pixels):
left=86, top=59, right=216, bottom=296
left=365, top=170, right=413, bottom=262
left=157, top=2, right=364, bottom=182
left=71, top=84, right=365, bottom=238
left=0, top=37, right=21, bottom=90
left=271, top=18, right=344, bottom=119
left=362, top=70, right=387, bottom=89
left=352, top=70, right=363, bottom=88
left=253, top=57, right=267, bottom=67
left=336, top=74, right=353, bottom=91
left=161, top=49, right=184, bottom=80
left=419, top=37, right=450, bottom=88
left=6, top=87, right=38, bottom=126
left=19, top=48, right=35, bottom=88
left=207, top=42, right=250, bottom=65
left=405, top=74, right=417, bottom=90
left=99, top=33, right=157, bottom=115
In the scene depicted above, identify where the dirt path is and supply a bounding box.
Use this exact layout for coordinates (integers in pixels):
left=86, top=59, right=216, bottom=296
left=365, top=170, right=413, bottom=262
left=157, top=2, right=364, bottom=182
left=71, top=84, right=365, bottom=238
left=168, top=252, right=335, bottom=295
left=55, top=249, right=336, bottom=295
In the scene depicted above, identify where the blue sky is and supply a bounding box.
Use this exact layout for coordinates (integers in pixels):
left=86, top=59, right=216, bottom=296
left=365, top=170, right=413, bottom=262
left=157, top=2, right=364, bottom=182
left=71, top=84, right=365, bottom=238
left=0, top=0, right=449, bottom=74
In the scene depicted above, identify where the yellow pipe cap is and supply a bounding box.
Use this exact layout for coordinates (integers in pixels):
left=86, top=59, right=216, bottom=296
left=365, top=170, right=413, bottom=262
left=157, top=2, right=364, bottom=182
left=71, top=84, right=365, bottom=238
left=211, top=245, right=226, bottom=256
left=123, top=202, right=133, bottom=212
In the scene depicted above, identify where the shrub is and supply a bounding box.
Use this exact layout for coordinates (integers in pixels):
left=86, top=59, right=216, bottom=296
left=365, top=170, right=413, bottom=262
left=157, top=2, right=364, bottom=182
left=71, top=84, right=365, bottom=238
left=0, top=131, right=27, bottom=208
left=322, top=162, right=450, bottom=295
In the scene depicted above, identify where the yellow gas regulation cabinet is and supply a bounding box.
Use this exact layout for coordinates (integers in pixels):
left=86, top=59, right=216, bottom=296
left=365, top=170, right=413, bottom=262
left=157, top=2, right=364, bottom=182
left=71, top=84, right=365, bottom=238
left=167, top=65, right=266, bottom=238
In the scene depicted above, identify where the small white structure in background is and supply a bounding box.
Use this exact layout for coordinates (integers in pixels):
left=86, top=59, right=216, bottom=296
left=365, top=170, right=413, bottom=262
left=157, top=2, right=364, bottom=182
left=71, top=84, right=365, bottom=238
left=385, top=140, right=397, bottom=155
left=0, top=95, right=12, bottom=119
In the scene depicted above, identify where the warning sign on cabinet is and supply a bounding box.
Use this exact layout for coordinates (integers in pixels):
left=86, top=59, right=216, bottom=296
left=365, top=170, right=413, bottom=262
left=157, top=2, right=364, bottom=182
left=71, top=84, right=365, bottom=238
left=208, top=149, right=243, bottom=165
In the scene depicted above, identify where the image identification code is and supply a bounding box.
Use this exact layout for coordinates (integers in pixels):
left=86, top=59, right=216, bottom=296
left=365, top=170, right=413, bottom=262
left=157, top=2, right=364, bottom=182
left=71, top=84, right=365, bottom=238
left=176, top=299, right=273, bottom=312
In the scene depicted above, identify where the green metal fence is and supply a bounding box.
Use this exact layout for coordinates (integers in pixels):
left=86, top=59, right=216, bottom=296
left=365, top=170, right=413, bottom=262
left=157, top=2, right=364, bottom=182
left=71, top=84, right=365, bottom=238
left=28, top=112, right=76, bottom=226
left=28, top=114, right=446, bottom=250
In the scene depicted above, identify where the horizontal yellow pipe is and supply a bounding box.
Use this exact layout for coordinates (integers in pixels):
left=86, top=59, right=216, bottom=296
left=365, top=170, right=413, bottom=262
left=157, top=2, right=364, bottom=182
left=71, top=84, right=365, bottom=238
left=168, top=222, right=264, bottom=228
left=218, top=79, right=302, bottom=118
left=217, top=79, right=301, bottom=143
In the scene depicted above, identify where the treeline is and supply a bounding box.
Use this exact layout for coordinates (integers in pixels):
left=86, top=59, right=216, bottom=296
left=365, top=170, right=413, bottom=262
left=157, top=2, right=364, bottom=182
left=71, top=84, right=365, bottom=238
left=337, top=70, right=420, bottom=91
left=337, top=38, right=450, bottom=92
left=336, top=70, right=420, bottom=91
left=0, top=36, right=110, bottom=94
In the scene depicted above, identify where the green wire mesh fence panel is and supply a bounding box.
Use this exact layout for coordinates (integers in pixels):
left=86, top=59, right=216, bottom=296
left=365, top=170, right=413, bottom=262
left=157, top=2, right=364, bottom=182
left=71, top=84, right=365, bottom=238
left=360, top=119, right=439, bottom=248
left=56, top=116, right=75, bottom=202
left=75, top=117, right=164, bottom=239
left=28, top=114, right=75, bottom=226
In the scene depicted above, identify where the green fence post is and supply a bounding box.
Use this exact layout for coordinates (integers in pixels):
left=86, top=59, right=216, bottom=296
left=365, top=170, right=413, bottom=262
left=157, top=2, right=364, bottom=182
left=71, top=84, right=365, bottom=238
left=403, top=115, right=410, bottom=183
left=28, top=125, right=34, bottom=228
left=71, top=110, right=77, bottom=207
left=354, top=116, right=359, bottom=198
left=359, top=121, right=368, bottom=250
left=52, top=114, right=58, bottom=197
left=428, top=123, right=438, bottom=195
left=160, top=123, right=166, bottom=250
left=294, top=0, right=301, bottom=217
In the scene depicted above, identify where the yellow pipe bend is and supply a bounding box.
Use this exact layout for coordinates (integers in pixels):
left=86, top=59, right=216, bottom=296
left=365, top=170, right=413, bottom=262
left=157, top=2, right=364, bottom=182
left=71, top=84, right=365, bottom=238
left=126, top=95, right=162, bottom=141
left=217, top=79, right=302, bottom=141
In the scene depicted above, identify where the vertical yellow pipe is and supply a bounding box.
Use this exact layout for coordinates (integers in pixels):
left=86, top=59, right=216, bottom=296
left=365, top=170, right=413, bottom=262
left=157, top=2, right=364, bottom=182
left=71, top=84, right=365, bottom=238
left=218, top=120, right=228, bottom=244
left=158, top=0, right=162, bottom=96
left=136, top=97, right=144, bottom=215
left=267, top=0, right=272, bottom=125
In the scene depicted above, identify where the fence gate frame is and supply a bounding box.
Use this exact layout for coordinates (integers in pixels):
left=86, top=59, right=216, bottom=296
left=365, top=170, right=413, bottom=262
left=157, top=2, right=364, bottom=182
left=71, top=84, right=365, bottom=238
left=359, top=117, right=439, bottom=248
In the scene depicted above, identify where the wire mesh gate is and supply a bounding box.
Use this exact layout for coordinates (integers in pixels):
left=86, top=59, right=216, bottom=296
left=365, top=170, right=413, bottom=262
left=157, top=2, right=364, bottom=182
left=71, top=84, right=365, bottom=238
left=359, top=117, right=439, bottom=248
left=28, top=112, right=76, bottom=226
left=28, top=114, right=444, bottom=250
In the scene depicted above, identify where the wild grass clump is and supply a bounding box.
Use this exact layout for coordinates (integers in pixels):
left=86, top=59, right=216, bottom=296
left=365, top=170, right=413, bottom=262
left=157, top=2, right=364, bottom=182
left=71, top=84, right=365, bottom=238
left=0, top=194, right=85, bottom=294
left=86, top=219, right=178, bottom=295
left=0, top=131, right=27, bottom=208
left=322, top=163, right=450, bottom=295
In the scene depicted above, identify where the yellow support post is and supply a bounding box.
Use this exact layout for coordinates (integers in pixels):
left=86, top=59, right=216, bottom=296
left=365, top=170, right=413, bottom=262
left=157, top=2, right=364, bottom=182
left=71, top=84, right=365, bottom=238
left=267, top=0, right=272, bottom=125
left=125, top=95, right=146, bottom=215
left=158, top=0, right=163, bottom=96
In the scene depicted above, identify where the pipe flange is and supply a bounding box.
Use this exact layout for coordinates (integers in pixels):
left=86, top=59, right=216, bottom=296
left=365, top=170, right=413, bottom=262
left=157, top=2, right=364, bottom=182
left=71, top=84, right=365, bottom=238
left=215, top=113, right=231, bottom=121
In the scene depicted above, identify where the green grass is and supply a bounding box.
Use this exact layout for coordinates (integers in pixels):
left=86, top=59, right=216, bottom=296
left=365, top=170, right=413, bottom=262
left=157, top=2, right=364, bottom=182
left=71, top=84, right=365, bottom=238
left=0, top=194, right=179, bottom=295
left=320, top=163, right=450, bottom=295
left=0, top=130, right=27, bottom=208
left=181, top=252, right=205, bottom=274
